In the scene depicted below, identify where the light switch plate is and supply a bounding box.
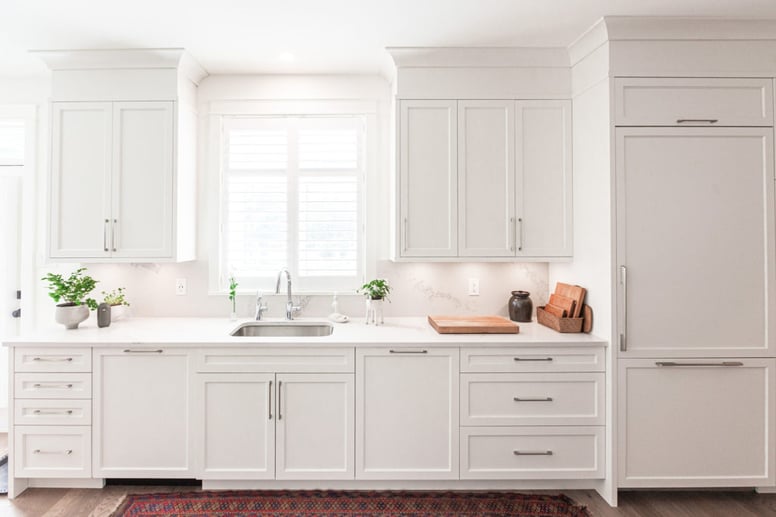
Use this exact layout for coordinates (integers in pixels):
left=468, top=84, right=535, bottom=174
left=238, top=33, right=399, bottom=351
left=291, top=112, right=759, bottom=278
left=468, top=278, right=480, bottom=296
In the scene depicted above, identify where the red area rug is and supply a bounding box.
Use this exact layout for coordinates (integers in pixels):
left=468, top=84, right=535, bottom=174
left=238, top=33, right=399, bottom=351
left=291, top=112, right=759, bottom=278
left=110, top=490, right=591, bottom=517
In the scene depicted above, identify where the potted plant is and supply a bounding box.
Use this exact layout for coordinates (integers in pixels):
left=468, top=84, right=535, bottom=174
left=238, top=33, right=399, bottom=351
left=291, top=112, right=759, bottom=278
left=41, top=267, right=98, bottom=329
left=358, top=279, right=391, bottom=325
left=228, top=276, right=238, bottom=320
left=102, top=288, right=130, bottom=321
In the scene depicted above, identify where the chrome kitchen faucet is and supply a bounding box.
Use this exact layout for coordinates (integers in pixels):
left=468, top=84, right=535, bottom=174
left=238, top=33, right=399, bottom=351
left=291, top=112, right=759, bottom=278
left=276, top=268, right=301, bottom=320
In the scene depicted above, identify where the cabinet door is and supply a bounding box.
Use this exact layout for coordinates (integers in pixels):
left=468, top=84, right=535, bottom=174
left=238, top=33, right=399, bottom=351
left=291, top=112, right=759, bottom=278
left=49, top=102, right=112, bottom=258
left=111, top=101, right=174, bottom=258
left=356, top=348, right=459, bottom=479
left=93, top=348, right=192, bottom=477
left=276, top=373, right=354, bottom=480
left=515, top=100, right=572, bottom=257
left=619, top=358, right=775, bottom=488
left=399, top=100, right=458, bottom=257
left=458, top=100, right=515, bottom=257
left=616, top=128, right=775, bottom=357
left=197, top=373, right=275, bottom=480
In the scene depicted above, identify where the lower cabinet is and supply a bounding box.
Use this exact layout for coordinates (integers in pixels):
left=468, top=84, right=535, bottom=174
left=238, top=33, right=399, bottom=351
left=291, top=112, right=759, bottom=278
left=93, top=348, right=194, bottom=477
left=356, top=347, right=459, bottom=479
left=619, top=358, right=776, bottom=488
left=197, top=372, right=354, bottom=480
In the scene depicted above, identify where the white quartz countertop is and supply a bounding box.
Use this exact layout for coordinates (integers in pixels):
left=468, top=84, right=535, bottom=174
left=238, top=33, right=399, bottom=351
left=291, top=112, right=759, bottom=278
left=3, top=317, right=607, bottom=348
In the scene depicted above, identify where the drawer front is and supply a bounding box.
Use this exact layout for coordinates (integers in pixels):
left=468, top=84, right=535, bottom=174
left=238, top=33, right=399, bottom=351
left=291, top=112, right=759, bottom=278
left=461, top=373, right=604, bottom=426
left=615, top=77, right=773, bottom=127
left=14, top=399, right=91, bottom=426
left=15, top=373, right=92, bottom=399
left=196, top=348, right=354, bottom=373
left=460, top=426, right=604, bottom=479
left=461, top=347, right=604, bottom=373
left=14, top=426, right=91, bottom=478
left=14, top=347, right=91, bottom=373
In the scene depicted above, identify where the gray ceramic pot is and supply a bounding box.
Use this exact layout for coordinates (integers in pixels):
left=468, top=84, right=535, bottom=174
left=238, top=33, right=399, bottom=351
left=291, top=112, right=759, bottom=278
left=54, top=304, right=89, bottom=329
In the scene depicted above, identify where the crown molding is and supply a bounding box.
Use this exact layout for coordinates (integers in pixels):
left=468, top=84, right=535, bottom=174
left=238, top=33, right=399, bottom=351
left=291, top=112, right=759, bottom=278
left=386, top=46, right=570, bottom=68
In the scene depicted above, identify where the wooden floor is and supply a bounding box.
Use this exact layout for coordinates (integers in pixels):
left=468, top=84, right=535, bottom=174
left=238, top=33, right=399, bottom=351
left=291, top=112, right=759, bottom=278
left=1, top=487, right=776, bottom=517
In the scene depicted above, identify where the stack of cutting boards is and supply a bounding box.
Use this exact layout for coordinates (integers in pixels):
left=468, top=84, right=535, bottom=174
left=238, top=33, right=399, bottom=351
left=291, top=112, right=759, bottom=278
left=545, top=282, right=586, bottom=319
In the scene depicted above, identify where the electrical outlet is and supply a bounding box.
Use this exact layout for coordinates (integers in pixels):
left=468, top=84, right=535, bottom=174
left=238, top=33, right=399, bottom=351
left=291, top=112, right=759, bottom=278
left=468, top=278, right=480, bottom=296
left=175, top=278, right=187, bottom=296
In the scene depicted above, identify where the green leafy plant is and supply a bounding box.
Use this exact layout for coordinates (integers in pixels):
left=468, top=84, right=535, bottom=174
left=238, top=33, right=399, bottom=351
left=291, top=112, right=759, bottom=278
left=358, top=278, right=391, bottom=301
left=228, top=276, right=238, bottom=311
left=102, top=288, right=130, bottom=307
left=41, top=267, right=98, bottom=310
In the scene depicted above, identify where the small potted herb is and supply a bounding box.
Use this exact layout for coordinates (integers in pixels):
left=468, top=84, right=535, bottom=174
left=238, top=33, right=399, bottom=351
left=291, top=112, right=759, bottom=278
left=228, top=276, right=238, bottom=320
left=359, top=279, right=391, bottom=325
left=102, top=288, right=130, bottom=320
left=41, top=267, right=98, bottom=329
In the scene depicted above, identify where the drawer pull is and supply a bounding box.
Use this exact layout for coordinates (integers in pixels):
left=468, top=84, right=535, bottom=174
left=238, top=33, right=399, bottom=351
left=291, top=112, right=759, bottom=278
left=513, top=357, right=553, bottom=362
left=513, top=450, right=553, bottom=456
left=32, top=357, right=74, bottom=362
left=33, top=449, right=73, bottom=455
left=389, top=350, right=428, bottom=354
left=123, top=349, right=164, bottom=354
left=656, top=361, right=744, bottom=367
left=33, top=409, right=74, bottom=415
left=32, top=383, right=73, bottom=389
left=676, top=119, right=719, bottom=124
left=513, top=396, right=553, bottom=402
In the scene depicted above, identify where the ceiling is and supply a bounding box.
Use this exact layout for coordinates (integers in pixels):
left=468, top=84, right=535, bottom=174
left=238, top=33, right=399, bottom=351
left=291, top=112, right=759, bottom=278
left=3, top=0, right=776, bottom=77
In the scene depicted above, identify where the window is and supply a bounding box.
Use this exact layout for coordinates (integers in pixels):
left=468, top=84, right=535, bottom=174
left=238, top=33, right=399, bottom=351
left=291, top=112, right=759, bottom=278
left=220, top=116, right=365, bottom=292
left=0, top=118, right=25, bottom=166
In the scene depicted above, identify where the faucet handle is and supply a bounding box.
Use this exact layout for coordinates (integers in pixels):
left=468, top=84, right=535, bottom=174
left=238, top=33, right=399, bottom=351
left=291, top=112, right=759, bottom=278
left=256, top=292, right=269, bottom=320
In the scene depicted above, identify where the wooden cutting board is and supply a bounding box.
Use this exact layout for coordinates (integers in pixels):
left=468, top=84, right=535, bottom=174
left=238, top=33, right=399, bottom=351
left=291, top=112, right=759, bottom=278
left=428, top=315, right=520, bottom=334
left=548, top=293, right=576, bottom=319
left=555, top=282, right=586, bottom=318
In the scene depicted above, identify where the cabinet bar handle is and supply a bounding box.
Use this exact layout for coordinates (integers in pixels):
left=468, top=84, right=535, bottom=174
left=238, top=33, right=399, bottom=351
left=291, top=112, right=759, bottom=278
left=676, top=119, right=719, bottom=124
left=112, top=219, right=118, bottom=252
left=123, top=349, right=163, bottom=354
left=513, top=357, right=553, bottom=362
left=513, top=396, right=554, bottom=402
left=278, top=380, right=283, bottom=420
left=33, top=409, right=74, bottom=415
left=33, top=449, right=73, bottom=455
left=389, top=349, right=428, bottom=354
left=268, top=380, right=273, bottom=420
left=620, top=265, right=627, bottom=352
left=32, top=357, right=73, bottom=362
left=32, top=383, right=73, bottom=389
left=656, top=361, right=744, bottom=367
left=403, top=217, right=408, bottom=252
left=518, top=217, right=523, bottom=251
left=513, top=450, right=553, bottom=456
left=509, top=217, right=516, bottom=251
left=103, top=219, right=109, bottom=252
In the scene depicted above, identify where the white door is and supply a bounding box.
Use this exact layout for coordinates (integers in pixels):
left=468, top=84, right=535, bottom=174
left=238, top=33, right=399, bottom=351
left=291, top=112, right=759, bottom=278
left=616, top=128, right=775, bottom=357
left=458, top=100, right=515, bottom=257
left=93, top=348, right=193, bottom=477
left=619, top=358, right=775, bottom=488
left=515, top=100, right=572, bottom=257
left=399, top=100, right=458, bottom=257
left=111, top=101, right=174, bottom=259
left=49, top=102, right=112, bottom=258
left=197, top=373, right=275, bottom=480
left=276, top=373, right=354, bottom=480
left=356, top=348, right=459, bottom=479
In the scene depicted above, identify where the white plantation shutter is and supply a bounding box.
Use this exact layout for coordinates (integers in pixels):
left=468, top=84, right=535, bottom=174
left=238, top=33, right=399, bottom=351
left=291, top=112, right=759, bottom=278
left=0, top=119, right=25, bottom=166
left=221, top=116, right=364, bottom=291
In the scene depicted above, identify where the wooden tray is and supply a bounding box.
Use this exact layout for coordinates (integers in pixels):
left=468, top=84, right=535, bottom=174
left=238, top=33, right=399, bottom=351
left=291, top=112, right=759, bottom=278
left=428, top=315, right=520, bottom=334
left=536, top=305, right=591, bottom=333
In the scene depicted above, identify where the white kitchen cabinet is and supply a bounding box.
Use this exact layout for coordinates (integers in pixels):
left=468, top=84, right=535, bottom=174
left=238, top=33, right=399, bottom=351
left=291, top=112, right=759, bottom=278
left=399, top=100, right=458, bottom=257
left=49, top=101, right=188, bottom=261
left=616, top=127, right=775, bottom=357
left=619, top=358, right=775, bottom=488
left=356, top=348, right=459, bottom=479
left=93, top=348, right=193, bottom=477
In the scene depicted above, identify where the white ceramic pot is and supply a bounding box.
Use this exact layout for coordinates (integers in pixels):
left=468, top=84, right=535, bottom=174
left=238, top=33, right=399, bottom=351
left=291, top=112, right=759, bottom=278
left=54, top=304, right=89, bottom=329
left=110, top=304, right=129, bottom=321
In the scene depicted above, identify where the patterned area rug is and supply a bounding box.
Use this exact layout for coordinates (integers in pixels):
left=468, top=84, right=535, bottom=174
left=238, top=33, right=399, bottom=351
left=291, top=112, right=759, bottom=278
left=110, top=490, right=591, bottom=517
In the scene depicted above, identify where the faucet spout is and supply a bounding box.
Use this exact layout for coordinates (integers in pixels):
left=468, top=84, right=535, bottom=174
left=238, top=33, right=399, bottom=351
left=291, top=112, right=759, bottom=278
left=275, top=268, right=300, bottom=320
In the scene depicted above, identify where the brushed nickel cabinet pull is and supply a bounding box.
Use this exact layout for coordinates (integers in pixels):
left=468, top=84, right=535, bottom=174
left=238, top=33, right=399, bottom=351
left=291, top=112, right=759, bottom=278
left=518, top=217, right=523, bottom=251
left=278, top=380, right=283, bottom=420
left=389, top=349, right=428, bottom=354
left=32, top=357, right=73, bottom=362
left=33, top=449, right=73, bottom=455
left=103, top=219, right=109, bottom=252
left=676, top=119, right=719, bottom=124
left=656, top=361, right=744, bottom=367
left=513, top=357, right=553, bottom=362
left=123, top=349, right=163, bottom=354
left=112, top=219, right=118, bottom=252
left=514, top=450, right=553, bottom=456
left=33, top=383, right=73, bottom=389
left=620, top=265, right=627, bottom=352
left=268, top=380, right=273, bottom=420
left=33, top=409, right=74, bottom=415
left=513, top=397, right=554, bottom=402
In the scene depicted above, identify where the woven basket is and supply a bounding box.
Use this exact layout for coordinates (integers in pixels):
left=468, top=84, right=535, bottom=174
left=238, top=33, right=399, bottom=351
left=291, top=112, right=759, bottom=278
left=536, top=306, right=584, bottom=333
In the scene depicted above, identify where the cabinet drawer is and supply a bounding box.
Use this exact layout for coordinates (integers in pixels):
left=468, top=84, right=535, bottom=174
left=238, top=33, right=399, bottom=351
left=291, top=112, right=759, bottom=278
left=14, top=426, right=91, bottom=478
left=14, top=399, right=91, bottom=426
left=15, top=373, right=91, bottom=399
left=196, top=348, right=354, bottom=373
left=460, top=426, right=604, bottom=479
left=14, top=347, right=91, bottom=373
left=461, top=373, right=604, bottom=426
left=461, top=347, right=604, bottom=373
left=615, top=78, right=773, bottom=126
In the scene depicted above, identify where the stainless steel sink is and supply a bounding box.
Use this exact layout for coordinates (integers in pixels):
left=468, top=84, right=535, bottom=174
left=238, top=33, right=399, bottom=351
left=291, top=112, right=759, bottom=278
left=230, top=321, right=334, bottom=337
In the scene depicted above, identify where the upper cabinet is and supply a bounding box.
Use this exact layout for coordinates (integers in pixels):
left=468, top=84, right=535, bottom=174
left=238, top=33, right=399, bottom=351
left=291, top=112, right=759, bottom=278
left=40, top=49, right=205, bottom=262
left=397, top=99, right=572, bottom=260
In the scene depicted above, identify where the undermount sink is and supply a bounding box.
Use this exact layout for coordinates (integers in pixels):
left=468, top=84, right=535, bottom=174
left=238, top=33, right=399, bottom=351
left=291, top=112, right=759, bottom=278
left=230, top=321, right=334, bottom=337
